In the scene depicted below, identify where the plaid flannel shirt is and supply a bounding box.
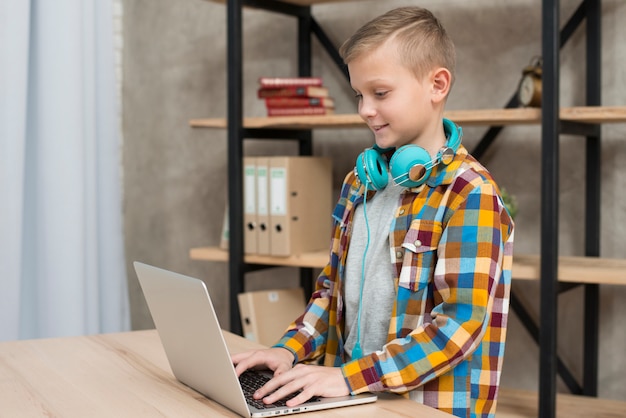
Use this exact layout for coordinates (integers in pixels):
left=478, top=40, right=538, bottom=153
left=275, top=143, right=514, bottom=418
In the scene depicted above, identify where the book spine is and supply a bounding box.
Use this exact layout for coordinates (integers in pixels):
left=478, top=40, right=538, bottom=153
left=257, top=86, right=328, bottom=98
left=265, top=97, right=333, bottom=108
left=258, top=77, right=323, bottom=88
left=267, top=107, right=334, bottom=117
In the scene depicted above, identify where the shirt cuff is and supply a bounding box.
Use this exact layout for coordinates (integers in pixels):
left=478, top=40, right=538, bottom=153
left=341, top=355, right=386, bottom=394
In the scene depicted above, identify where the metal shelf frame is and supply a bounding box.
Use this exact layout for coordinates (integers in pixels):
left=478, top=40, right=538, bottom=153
left=538, top=0, right=602, bottom=416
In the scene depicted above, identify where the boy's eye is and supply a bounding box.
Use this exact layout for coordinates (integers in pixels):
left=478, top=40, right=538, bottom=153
left=353, top=90, right=388, bottom=101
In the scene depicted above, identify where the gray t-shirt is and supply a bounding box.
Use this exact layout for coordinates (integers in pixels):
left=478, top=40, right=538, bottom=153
left=344, top=177, right=403, bottom=360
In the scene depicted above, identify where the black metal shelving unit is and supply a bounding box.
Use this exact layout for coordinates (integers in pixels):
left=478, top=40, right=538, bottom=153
left=220, top=1, right=609, bottom=417
left=472, top=1, right=604, bottom=416
left=470, top=4, right=603, bottom=408
left=226, top=0, right=338, bottom=337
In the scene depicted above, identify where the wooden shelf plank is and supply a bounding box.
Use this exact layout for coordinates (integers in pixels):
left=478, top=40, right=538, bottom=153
left=190, top=247, right=626, bottom=286
left=189, top=246, right=328, bottom=268
left=207, top=0, right=360, bottom=6
left=560, top=105, right=626, bottom=123
left=189, top=108, right=541, bottom=130
left=446, top=108, right=541, bottom=126
left=190, top=106, right=626, bottom=130
left=511, top=254, right=626, bottom=285
left=190, top=113, right=364, bottom=130
left=497, top=387, right=626, bottom=418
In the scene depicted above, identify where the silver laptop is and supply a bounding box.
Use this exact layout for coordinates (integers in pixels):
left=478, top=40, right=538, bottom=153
left=134, top=262, right=377, bottom=417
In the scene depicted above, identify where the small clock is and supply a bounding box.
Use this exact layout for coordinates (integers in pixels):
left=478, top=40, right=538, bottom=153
left=517, top=58, right=542, bottom=107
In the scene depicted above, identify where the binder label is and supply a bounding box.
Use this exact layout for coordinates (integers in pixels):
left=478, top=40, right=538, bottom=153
left=257, top=166, right=269, bottom=216
left=270, top=167, right=287, bottom=215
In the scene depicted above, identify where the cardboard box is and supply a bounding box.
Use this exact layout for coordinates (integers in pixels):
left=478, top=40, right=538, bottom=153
left=237, top=288, right=305, bottom=346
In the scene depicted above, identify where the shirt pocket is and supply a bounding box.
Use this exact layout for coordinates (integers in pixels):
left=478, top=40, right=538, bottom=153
left=398, top=220, right=442, bottom=292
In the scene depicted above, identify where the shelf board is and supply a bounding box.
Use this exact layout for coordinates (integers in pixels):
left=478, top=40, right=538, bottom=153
left=190, top=106, right=626, bottom=130
left=498, top=387, right=626, bottom=418
left=207, top=0, right=358, bottom=6
left=512, top=254, right=626, bottom=285
left=190, top=247, right=626, bottom=286
left=190, top=113, right=365, bottom=130
left=190, top=246, right=328, bottom=269
left=561, top=105, right=626, bottom=123
left=190, top=108, right=540, bottom=129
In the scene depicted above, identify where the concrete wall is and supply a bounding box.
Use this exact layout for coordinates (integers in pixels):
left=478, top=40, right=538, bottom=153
left=121, top=0, right=626, bottom=400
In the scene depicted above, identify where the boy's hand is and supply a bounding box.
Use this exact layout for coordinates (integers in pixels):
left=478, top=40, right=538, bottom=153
left=232, top=347, right=295, bottom=377
left=253, top=364, right=349, bottom=407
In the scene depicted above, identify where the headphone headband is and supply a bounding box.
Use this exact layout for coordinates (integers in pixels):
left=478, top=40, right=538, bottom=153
left=441, top=118, right=462, bottom=159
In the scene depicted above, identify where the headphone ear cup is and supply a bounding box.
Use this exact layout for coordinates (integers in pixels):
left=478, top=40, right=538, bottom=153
left=389, top=145, right=432, bottom=188
left=355, top=148, right=389, bottom=191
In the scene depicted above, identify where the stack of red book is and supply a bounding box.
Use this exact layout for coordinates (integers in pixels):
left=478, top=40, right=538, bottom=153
left=257, top=77, right=335, bottom=117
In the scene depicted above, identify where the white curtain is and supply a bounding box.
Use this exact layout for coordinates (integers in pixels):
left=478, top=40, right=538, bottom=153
left=0, top=0, right=130, bottom=341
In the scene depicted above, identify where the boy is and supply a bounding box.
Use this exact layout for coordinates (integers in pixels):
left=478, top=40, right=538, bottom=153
left=232, top=7, right=514, bottom=417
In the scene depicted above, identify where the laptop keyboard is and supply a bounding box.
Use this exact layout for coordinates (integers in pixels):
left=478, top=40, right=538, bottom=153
left=239, top=370, right=320, bottom=410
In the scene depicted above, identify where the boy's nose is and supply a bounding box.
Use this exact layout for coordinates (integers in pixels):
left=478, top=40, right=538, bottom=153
left=358, top=99, right=376, bottom=120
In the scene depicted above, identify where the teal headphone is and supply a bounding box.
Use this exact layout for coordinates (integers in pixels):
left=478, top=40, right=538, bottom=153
left=355, top=118, right=462, bottom=190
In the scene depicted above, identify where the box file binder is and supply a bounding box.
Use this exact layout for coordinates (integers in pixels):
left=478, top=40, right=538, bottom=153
left=255, top=157, right=271, bottom=255
left=237, top=288, right=305, bottom=346
left=243, top=157, right=257, bottom=254
left=269, top=156, right=332, bottom=257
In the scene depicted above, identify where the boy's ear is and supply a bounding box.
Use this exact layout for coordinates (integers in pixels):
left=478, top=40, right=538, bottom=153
left=430, top=67, right=452, bottom=103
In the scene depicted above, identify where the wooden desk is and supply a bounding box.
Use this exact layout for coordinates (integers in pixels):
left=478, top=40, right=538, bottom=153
left=0, top=330, right=452, bottom=417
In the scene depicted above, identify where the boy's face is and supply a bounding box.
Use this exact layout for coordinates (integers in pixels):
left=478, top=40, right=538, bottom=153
left=348, top=40, right=446, bottom=154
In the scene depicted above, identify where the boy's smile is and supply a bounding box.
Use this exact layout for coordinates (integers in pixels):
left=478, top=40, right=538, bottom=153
left=347, top=38, right=448, bottom=156
left=371, top=123, right=388, bottom=132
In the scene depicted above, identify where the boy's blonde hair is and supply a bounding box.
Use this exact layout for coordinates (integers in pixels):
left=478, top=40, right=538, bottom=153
left=339, top=7, right=456, bottom=87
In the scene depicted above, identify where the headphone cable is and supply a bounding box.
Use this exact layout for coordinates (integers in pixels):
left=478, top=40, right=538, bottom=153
left=352, top=184, right=371, bottom=360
